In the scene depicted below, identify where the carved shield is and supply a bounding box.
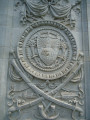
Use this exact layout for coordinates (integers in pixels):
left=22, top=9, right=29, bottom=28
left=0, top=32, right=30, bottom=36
left=37, top=34, right=60, bottom=66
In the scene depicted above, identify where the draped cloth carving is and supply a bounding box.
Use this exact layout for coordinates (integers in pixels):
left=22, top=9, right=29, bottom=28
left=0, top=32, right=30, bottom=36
left=22, top=0, right=71, bottom=18
left=20, top=0, right=72, bottom=23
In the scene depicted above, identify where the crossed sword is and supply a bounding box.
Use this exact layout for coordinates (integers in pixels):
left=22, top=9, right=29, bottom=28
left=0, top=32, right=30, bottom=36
left=9, top=57, right=83, bottom=118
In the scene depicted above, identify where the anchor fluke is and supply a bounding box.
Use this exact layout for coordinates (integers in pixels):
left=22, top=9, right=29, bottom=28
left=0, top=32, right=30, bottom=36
left=38, top=105, right=59, bottom=120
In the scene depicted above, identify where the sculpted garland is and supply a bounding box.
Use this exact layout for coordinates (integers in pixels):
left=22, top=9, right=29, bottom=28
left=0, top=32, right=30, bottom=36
left=7, top=21, right=84, bottom=120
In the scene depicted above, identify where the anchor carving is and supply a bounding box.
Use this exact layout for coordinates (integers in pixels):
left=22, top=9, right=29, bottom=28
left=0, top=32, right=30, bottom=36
left=38, top=105, right=59, bottom=120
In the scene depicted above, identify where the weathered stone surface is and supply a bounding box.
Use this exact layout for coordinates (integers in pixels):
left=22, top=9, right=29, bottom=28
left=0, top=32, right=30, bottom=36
left=0, top=0, right=90, bottom=120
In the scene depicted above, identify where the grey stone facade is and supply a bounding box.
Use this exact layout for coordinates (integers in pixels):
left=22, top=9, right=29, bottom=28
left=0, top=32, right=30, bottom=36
left=0, top=0, right=90, bottom=120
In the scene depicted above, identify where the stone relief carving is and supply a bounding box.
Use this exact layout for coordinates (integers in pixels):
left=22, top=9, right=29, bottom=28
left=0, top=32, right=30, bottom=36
left=14, top=0, right=81, bottom=28
left=7, top=21, right=84, bottom=120
left=17, top=21, right=77, bottom=80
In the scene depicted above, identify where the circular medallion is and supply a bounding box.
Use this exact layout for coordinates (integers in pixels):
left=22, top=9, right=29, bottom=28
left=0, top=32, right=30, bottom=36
left=17, top=21, right=77, bottom=80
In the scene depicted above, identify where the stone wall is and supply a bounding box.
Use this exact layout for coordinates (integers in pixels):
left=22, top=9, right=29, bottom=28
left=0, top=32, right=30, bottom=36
left=0, top=0, right=90, bottom=120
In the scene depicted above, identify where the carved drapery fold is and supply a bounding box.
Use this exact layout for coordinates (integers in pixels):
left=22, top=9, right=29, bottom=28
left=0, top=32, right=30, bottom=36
left=21, top=0, right=71, bottom=18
